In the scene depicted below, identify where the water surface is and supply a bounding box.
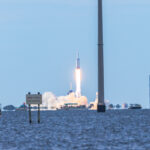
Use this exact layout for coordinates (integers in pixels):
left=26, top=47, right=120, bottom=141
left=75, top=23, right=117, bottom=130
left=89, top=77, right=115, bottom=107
left=0, top=110, right=150, bottom=150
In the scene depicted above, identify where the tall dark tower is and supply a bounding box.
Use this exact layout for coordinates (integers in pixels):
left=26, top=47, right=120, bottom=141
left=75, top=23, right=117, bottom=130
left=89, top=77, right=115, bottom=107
left=97, top=0, right=106, bottom=112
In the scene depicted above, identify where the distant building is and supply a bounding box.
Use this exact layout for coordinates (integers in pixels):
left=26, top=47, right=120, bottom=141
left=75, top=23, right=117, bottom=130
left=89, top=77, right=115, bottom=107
left=16, top=103, right=27, bottom=111
left=3, top=105, right=16, bottom=111
left=116, top=104, right=121, bottom=109
left=108, top=104, right=114, bottom=109
left=122, top=103, right=128, bottom=109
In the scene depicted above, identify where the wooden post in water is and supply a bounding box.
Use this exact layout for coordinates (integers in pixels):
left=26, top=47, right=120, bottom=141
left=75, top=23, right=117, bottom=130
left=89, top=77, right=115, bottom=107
left=26, top=92, right=42, bottom=124
left=38, top=104, right=40, bottom=123
left=27, top=92, right=32, bottom=123
left=29, top=104, right=32, bottom=123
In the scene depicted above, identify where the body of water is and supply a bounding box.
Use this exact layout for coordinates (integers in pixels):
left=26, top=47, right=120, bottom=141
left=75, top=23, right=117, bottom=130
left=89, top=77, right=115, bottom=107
left=0, top=110, right=150, bottom=150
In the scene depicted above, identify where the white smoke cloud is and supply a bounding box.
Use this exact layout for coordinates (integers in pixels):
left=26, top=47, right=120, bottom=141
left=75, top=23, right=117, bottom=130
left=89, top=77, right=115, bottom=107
left=89, top=92, right=110, bottom=110
left=41, top=91, right=88, bottom=110
left=42, top=92, right=57, bottom=109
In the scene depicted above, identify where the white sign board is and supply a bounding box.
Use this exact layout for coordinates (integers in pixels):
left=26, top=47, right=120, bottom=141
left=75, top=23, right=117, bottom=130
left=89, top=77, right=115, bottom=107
left=26, top=94, right=42, bottom=105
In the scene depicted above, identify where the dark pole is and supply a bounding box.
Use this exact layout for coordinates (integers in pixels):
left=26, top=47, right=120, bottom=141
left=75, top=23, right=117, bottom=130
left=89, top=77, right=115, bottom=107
left=0, top=104, right=1, bottom=116
left=149, top=75, right=150, bottom=109
left=29, top=104, right=32, bottom=123
left=97, top=0, right=106, bottom=112
left=38, top=104, right=40, bottom=123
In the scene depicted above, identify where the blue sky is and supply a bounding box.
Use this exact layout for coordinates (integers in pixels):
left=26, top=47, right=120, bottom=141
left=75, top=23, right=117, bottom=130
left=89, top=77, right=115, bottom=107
left=0, top=0, right=150, bottom=108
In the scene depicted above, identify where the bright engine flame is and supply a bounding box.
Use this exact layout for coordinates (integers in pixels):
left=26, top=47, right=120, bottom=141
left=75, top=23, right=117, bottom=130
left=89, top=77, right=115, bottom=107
left=75, top=68, right=81, bottom=98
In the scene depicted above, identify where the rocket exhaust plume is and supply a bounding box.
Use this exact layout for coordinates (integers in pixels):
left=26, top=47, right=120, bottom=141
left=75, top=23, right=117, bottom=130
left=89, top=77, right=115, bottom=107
left=75, top=53, right=81, bottom=98
left=41, top=53, right=88, bottom=110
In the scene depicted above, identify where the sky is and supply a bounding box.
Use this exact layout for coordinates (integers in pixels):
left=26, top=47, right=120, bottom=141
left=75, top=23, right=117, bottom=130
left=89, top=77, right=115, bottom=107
left=0, top=0, right=150, bottom=108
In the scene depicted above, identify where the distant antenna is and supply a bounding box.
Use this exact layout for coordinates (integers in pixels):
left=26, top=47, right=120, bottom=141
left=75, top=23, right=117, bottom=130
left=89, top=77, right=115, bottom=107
left=149, top=75, right=150, bottom=109
left=70, top=82, right=72, bottom=90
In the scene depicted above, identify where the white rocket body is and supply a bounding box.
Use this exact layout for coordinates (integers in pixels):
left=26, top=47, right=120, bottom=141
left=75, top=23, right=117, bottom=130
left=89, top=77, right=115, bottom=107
left=75, top=53, right=81, bottom=98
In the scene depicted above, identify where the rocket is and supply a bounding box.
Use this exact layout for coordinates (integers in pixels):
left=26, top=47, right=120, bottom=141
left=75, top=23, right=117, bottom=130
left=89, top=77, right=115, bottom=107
left=75, top=53, right=81, bottom=98
left=76, top=53, right=80, bottom=69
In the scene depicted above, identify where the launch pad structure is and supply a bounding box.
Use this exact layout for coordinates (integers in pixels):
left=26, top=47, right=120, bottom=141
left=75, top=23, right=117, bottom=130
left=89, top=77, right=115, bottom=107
left=97, top=0, right=106, bottom=112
